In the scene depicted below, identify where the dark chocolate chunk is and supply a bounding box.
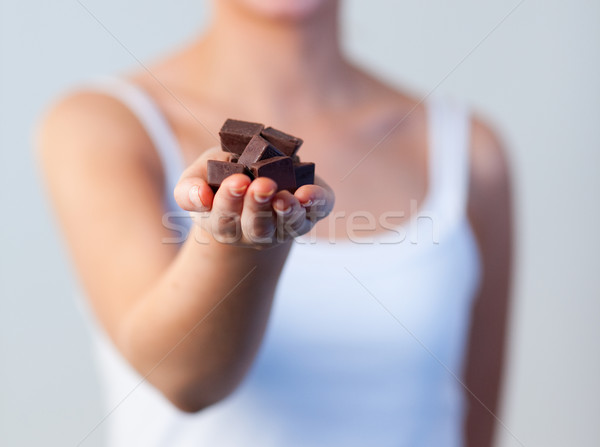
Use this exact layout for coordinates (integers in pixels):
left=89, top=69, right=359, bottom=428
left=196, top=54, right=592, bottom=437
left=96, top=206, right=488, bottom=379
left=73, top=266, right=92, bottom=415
left=238, top=135, right=284, bottom=167
left=250, top=156, right=296, bottom=192
left=260, top=126, right=303, bottom=157
left=207, top=160, right=251, bottom=192
left=219, top=119, right=264, bottom=155
left=293, top=162, right=315, bottom=190
left=214, top=118, right=314, bottom=193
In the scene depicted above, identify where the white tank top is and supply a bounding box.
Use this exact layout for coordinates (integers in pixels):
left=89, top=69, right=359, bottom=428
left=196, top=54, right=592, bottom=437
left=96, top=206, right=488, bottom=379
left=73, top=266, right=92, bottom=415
left=82, top=78, right=482, bottom=447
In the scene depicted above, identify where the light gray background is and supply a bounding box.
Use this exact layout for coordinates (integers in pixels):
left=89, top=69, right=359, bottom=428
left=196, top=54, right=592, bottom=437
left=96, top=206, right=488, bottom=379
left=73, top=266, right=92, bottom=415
left=1, top=0, right=599, bottom=446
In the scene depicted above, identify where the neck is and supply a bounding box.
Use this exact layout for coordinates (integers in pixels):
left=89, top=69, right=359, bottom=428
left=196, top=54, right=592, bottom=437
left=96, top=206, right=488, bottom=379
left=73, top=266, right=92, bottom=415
left=190, top=1, right=355, bottom=122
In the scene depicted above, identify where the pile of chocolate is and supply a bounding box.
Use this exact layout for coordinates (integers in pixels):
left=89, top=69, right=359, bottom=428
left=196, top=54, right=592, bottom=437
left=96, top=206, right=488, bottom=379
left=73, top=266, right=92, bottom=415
left=207, top=119, right=315, bottom=193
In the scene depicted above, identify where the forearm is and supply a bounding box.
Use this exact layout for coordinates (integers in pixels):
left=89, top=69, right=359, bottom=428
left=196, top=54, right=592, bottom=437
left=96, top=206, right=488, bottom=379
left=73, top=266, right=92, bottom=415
left=117, top=225, right=292, bottom=411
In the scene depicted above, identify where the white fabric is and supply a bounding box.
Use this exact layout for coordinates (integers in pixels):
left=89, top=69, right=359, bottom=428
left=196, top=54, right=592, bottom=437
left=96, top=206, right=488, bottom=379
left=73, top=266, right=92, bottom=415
left=89, top=77, right=185, bottom=214
left=83, top=79, right=481, bottom=447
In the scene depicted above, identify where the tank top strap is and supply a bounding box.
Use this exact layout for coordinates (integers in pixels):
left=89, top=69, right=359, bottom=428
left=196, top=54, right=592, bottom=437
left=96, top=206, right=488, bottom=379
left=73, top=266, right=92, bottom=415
left=85, top=77, right=186, bottom=214
left=425, top=96, right=472, bottom=229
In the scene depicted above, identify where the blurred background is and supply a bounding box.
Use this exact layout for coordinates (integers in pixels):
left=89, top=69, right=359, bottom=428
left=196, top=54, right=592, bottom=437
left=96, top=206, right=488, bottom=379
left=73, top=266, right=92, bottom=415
left=1, top=0, right=598, bottom=446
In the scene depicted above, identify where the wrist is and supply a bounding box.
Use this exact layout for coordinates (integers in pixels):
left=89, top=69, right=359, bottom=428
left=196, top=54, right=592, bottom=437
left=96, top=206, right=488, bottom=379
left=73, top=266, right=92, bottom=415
left=183, top=225, right=292, bottom=266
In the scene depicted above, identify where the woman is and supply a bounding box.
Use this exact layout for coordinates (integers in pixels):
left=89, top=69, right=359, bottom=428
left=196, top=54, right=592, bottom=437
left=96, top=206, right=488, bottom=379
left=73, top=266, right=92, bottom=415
left=38, top=0, right=512, bottom=446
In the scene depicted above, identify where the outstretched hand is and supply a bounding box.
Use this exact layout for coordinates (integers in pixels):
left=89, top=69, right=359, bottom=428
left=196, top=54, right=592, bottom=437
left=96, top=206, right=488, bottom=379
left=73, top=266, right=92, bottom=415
left=174, top=147, right=335, bottom=248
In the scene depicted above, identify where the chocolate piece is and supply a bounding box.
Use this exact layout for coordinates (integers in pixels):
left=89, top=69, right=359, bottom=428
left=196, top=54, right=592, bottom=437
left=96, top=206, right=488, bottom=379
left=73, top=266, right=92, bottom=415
left=238, top=135, right=284, bottom=167
left=261, top=127, right=303, bottom=157
left=250, top=156, right=296, bottom=192
left=207, top=160, right=251, bottom=192
left=219, top=119, right=264, bottom=155
left=293, top=162, right=315, bottom=190
left=212, top=118, right=315, bottom=193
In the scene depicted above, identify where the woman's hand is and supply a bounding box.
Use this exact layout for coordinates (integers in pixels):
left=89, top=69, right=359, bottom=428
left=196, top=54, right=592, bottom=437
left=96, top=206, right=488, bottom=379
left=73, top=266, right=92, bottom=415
left=174, top=147, right=335, bottom=248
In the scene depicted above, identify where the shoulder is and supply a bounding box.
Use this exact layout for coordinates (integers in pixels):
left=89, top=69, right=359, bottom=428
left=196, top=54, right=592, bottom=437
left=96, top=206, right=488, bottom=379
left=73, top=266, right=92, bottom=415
left=466, top=112, right=513, bottom=288
left=36, top=87, right=161, bottom=177
left=467, top=113, right=513, bottom=229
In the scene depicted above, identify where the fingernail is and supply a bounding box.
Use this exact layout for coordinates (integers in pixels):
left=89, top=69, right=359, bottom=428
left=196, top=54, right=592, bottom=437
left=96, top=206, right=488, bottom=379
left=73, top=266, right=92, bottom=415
left=301, top=199, right=313, bottom=208
left=189, top=185, right=208, bottom=210
left=229, top=184, right=248, bottom=197
left=254, top=188, right=276, bottom=203
left=274, top=203, right=292, bottom=216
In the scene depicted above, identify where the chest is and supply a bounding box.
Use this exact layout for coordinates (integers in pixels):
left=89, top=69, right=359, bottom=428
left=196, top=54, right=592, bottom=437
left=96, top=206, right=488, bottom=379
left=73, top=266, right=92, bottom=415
left=272, top=225, right=480, bottom=346
left=245, top=223, right=482, bottom=424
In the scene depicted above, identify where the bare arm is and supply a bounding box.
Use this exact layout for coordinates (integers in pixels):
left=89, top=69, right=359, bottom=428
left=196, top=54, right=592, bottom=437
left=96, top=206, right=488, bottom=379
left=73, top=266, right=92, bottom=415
left=464, top=117, right=513, bottom=447
left=37, top=91, right=333, bottom=412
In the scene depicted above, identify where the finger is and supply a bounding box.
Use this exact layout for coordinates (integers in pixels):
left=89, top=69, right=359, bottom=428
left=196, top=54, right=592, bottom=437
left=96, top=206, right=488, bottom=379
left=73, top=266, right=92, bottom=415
left=210, top=173, right=252, bottom=242
left=272, top=191, right=309, bottom=241
left=240, top=177, right=278, bottom=243
left=175, top=146, right=236, bottom=212
left=294, top=178, right=335, bottom=223
left=174, top=177, right=214, bottom=212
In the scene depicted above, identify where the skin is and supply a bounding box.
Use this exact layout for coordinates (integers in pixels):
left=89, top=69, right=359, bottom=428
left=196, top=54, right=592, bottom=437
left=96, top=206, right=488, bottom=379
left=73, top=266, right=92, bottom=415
left=37, top=0, right=512, bottom=445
